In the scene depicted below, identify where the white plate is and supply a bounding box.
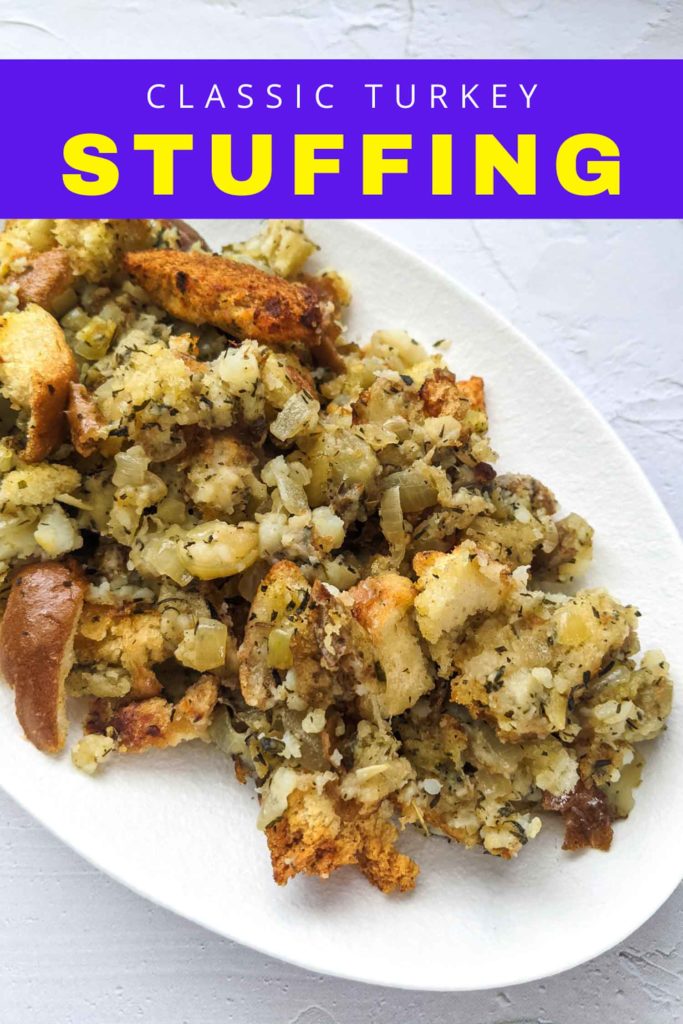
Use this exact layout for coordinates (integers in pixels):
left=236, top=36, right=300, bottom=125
left=0, top=220, right=681, bottom=992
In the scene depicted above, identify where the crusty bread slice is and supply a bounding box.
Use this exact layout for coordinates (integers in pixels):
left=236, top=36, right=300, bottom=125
left=0, top=561, right=86, bottom=753
left=0, top=303, right=77, bottom=462
left=123, top=249, right=343, bottom=368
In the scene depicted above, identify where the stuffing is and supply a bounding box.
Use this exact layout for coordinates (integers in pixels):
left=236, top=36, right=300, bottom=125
left=339, top=720, right=414, bottom=805
left=225, top=219, right=317, bottom=278
left=0, top=219, right=153, bottom=287
left=74, top=603, right=169, bottom=698
left=238, top=561, right=377, bottom=713
left=0, top=463, right=80, bottom=507
left=70, top=732, right=117, bottom=774
left=0, top=304, right=77, bottom=461
left=181, top=433, right=266, bottom=518
left=0, top=219, right=672, bottom=893
left=52, top=219, right=154, bottom=282
left=156, top=219, right=209, bottom=251
left=238, top=560, right=312, bottom=709
left=534, top=511, right=594, bottom=583
left=449, top=589, right=639, bottom=741
left=261, top=349, right=317, bottom=410
left=577, top=648, right=673, bottom=743
left=420, top=367, right=487, bottom=427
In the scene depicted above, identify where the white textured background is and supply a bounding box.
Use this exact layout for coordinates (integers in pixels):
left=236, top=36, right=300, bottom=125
left=0, top=1, right=681, bottom=1021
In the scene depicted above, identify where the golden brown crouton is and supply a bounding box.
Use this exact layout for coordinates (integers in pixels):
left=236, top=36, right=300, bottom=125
left=454, top=375, right=485, bottom=412
left=11, top=249, right=74, bottom=315
left=351, top=573, right=434, bottom=716
left=123, top=249, right=338, bottom=361
left=0, top=304, right=77, bottom=462
left=266, top=783, right=418, bottom=893
left=66, top=382, right=106, bottom=457
left=85, top=675, right=218, bottom=754
left=420, top=368, right=486, bottom=416
left=0, top=561, right=86, bottom=753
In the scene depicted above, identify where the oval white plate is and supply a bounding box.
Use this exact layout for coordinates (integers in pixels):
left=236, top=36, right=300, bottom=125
left=0, top=220, right=681, bottom=991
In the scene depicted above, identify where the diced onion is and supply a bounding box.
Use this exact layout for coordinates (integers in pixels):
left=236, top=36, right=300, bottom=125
left=270, top=393, right=320, bottom=442
left=384, top=469, right=438, bottom=513
left=379, top=484, right=405, bottom=549
left=268, top=627, right=294, bottom=670
left=175, top=618, right=228, bottom=671
left=112, top=445, right=149, bottom=488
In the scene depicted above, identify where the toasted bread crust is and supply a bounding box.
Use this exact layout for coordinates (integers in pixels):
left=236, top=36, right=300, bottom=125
left=86, top=675, right=218, bottom=754
left=12, top=249, right=74, bottom=314
left=266, top=787, right=418, bottom=893
left=123, top=249, right=329, bottom=347
left=66, top=382, right=105, bottom=457
left=0, top=561, right=86, bottom=753
left=0, top=304, right=78, bottom=462
left=351, top=572, right=416, bottom=636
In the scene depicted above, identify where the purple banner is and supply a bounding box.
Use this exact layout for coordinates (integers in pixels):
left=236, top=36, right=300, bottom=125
left=0, top=59, right=680, bottom=217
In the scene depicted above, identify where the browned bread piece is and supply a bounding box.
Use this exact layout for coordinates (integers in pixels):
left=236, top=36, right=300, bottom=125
left=0, top=561, right=86, bottom=753
left=420, top=367, right=486, bottom=416
left=11, top=249, right=74, bottom=315
left=85, top=675, right=218, bottom=754
left=543, top=783, right=613, bottom=852
left=66, top=382, right=105, bottom=457
left=0, top=304, right=78, bottom=462
left=123, top=249, right=341, bottom=364
left=266, top=785, right=418, bottom=893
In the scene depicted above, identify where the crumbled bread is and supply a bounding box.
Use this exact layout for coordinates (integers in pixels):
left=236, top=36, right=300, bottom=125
left=351, top=573, right=434, bottom=716
left=413, top=541, right=514, bottom=646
